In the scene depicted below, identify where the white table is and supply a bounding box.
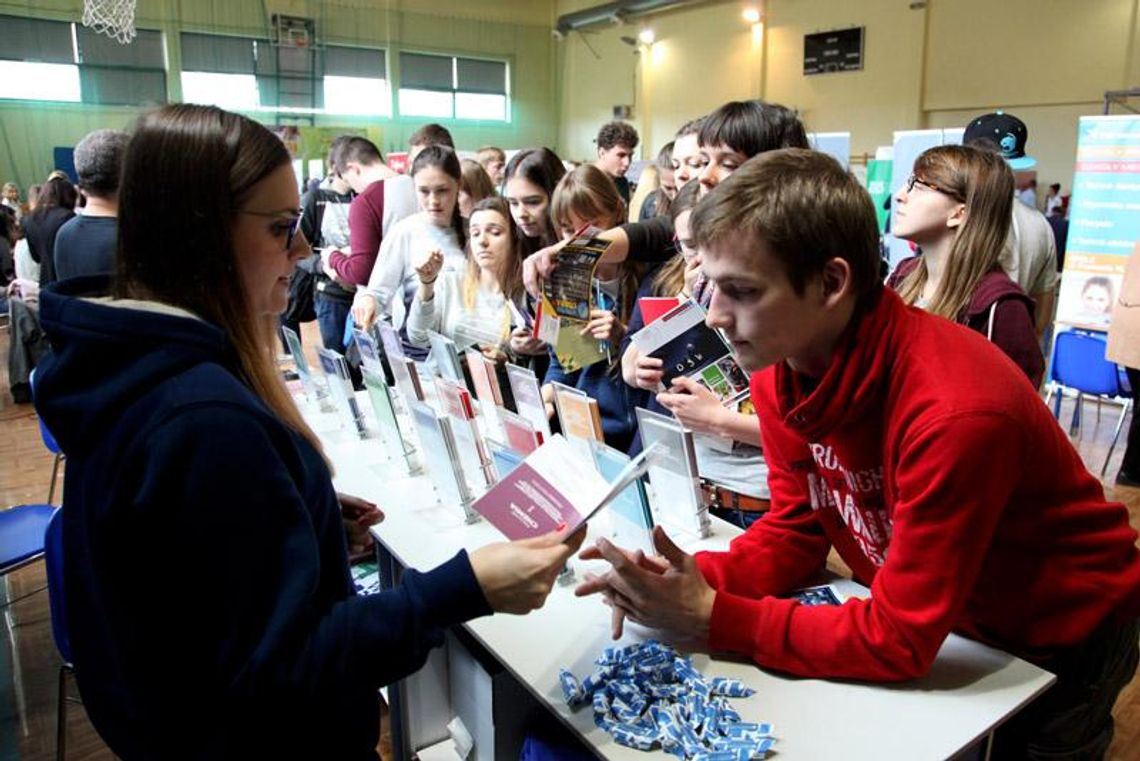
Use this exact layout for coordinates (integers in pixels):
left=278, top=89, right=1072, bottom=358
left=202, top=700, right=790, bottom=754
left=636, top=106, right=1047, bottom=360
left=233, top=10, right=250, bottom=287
left=311, top=397, right=1055, bottom=760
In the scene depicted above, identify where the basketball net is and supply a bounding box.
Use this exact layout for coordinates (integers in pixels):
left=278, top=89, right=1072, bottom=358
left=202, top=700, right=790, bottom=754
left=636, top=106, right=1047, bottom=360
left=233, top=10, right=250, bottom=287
left=83, top=0, right=137, bottom=45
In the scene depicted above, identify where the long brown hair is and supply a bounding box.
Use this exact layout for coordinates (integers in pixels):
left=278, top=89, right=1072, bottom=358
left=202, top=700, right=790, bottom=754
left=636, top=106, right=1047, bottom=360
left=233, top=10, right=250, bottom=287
left=651, top=180, right=701, bottom=297
left=895, top=145, right=1014, bottom=321
left=461, top=196, right=523, bottom=345
left=114, top=104, right=323, bottom=456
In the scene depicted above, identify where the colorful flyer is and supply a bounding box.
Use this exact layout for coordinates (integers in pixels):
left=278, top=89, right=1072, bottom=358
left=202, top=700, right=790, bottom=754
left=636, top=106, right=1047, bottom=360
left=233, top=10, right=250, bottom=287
left=1056, top=115, right=1140, bottom=330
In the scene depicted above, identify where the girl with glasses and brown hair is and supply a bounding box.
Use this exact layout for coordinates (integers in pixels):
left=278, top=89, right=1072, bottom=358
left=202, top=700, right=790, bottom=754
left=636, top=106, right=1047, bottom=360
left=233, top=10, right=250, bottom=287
left=888, top=144, right=1044, bottom=386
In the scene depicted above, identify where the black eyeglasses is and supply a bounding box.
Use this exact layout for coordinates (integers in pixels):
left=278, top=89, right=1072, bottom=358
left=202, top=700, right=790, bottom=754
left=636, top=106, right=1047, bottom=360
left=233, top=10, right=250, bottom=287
left=238, top=208, right=304, bottom=251
left=905, top=174, right=963, bottom=201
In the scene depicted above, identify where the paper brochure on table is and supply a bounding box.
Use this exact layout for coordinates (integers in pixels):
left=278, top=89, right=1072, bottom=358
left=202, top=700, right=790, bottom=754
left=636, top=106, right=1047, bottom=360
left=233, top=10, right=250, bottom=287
left=473, top=435, right=659, bottom=541
left=505, top=364, right=553, bottom=440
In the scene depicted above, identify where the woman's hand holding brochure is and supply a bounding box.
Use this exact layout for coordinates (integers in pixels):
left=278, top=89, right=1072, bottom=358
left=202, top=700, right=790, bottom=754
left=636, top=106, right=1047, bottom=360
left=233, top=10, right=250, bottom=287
left=471, top=529, right=587, bottom=614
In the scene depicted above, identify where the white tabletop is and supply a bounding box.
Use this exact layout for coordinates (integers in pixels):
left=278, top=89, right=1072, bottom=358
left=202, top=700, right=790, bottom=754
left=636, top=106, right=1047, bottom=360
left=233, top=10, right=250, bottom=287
left=312, top=398, right=1055, bottom=761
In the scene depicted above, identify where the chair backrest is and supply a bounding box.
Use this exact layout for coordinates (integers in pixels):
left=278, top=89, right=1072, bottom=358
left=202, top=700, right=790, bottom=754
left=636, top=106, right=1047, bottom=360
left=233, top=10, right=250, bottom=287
left=44, top=507, right=70, bottom=663
left=29, top=366, right=62, bottom=455
left=1050, top=330, right=1121, bottom=397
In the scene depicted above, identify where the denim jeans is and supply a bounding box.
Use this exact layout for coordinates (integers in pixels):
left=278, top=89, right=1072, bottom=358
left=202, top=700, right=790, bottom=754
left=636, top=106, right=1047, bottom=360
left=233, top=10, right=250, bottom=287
left=315, top=293, right=351, bottom=355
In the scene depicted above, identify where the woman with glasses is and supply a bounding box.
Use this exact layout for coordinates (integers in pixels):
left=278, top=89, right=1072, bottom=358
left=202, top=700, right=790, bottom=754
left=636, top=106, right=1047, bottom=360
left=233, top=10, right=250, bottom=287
left=887, top=144, right=1044, bottom=386
left=32, top=104, right=583, bottom=760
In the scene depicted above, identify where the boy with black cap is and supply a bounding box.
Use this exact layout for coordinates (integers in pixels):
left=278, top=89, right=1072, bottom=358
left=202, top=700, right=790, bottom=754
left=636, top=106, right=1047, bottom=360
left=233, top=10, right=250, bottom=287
left=964, top=111, right=1059, bottom=340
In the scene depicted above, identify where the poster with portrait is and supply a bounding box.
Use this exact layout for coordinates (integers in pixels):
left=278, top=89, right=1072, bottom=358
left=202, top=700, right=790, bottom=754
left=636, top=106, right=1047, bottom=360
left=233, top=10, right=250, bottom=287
left=1056, top=115, right=1140, bottom=331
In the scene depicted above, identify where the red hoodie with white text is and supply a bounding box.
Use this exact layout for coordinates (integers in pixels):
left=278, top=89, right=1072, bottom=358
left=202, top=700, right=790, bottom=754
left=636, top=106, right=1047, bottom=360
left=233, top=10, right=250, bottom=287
left=694, top=288, right=1140, bottom=681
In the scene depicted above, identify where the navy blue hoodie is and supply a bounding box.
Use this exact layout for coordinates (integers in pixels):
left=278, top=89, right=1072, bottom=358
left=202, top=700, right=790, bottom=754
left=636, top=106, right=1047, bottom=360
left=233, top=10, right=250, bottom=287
left=35, top=276, right=491, bottom=760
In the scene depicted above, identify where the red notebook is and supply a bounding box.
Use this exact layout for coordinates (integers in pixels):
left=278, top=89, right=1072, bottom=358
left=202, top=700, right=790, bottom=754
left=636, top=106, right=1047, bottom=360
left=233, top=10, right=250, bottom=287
left=639, top=297, right=681, bottom=325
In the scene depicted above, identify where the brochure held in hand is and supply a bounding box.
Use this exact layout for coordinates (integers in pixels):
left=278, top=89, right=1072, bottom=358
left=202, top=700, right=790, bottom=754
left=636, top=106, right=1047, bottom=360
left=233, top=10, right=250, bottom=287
left=472, top=435, right=660, bottom=541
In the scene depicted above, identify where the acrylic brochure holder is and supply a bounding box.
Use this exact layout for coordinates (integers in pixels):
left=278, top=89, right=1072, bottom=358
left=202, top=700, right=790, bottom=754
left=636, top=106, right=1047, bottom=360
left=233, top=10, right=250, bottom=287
left=505, top=364, right=553, bottom=441
left=594, top=444, right=656, bottom=556
left=317, top=348, right=367, bottom=439
left=635, top=407, right=711, bottom=538
left=282, top=325, right=334, bottom=412
left=353, top=329, right=422, bottom=475
left=435, top=377, right=495, bottom=492
left=408, top=400, right=479, bottom=524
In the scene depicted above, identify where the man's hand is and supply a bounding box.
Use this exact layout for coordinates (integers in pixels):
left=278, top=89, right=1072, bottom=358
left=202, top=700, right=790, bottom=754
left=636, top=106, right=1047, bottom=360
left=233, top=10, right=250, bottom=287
left=576, top=526, right=715, bottom=641
left=470, top=527, right=587, bottom=614
left=656, top=376, right=729, bottom=436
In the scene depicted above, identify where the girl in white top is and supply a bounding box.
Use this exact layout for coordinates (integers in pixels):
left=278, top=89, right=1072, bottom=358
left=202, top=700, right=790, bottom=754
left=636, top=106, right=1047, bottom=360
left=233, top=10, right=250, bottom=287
left=407, top=196, right=522, bottom=356
left=356, top=146, right=467, bottom=356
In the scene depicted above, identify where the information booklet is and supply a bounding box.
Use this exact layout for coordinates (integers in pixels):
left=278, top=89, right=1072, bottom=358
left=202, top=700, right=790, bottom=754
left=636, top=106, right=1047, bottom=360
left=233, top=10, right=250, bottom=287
left=594, top=444, right=656, bottom=556
left=282, top=326, right=334, bottom=411
left=317, top=348, right=367, bottom=438
left=629, top=299, right=749, bottom=405
left=486, top=440, right=525, bottom=482
left=472, top=434, right=658, bottom=541
left=353, top=329, right=421, bottom=474
left=635, top=407, right=710, bottom=537
left=535, top=236, right=611, bottom=373
left=378, top=325, right=424, bottom=403
left=499, top=408, right=543, bottom=455
left=464, top=347, right=504, bottom=441
left=427, top=330, right=475, bottom=394
left=505, top=364, right=553, bottom=441
left=553, top=383, right=603, bottom=444
left=408, top=400, right=479, bottom=523
left=435, top=377, right=494, bottom=490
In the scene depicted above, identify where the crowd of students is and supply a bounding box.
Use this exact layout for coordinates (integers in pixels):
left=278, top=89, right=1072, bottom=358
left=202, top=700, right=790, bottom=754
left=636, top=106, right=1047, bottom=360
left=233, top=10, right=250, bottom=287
left=18, top=98, right=1140, bottom=760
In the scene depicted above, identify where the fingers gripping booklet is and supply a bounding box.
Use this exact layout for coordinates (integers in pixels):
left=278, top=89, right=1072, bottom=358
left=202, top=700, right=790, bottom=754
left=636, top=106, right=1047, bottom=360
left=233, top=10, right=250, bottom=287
left=472, top=435, right=659, bottom=541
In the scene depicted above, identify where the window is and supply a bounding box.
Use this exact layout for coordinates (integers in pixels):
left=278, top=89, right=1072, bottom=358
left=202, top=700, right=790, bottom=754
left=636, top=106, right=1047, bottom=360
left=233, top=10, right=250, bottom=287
left=0, top=60, right=80, bottom=102
left=323, top=46, right=388, bottom=115
left=77, top=27, right=166, bottom=105
left=180, top=32, right=262, bottom=111
left=398, top=52, right=508, bottom=121
left=180, top=71, right=259, bottom=111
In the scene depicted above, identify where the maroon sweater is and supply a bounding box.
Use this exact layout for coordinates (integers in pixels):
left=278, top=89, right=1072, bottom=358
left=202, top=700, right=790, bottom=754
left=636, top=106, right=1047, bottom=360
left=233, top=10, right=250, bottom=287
left=887, top=256, right=1044, bottom=387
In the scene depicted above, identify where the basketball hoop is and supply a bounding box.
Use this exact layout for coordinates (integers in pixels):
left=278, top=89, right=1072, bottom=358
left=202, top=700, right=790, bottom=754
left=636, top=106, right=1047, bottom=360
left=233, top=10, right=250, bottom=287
left=83, top=0, right=137, bottom=45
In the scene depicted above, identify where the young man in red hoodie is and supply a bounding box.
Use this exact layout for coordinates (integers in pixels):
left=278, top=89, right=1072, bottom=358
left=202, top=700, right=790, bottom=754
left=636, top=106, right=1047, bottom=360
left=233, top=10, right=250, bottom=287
left=578, top=148, right=1140, bottom=758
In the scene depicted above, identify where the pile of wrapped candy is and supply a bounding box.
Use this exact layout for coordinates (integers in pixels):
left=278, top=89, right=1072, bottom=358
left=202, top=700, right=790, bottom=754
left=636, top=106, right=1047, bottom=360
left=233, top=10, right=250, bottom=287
left=559, top=640, right=775, bottom=760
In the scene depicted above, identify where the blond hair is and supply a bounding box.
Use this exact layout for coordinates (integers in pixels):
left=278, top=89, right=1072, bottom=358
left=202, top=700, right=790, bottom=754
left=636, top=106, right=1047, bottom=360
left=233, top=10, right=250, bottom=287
left=895, top=145, right=1013, bottom=321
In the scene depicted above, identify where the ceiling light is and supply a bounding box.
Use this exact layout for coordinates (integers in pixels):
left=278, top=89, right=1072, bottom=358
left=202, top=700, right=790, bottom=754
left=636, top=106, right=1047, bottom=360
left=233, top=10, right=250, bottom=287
left=742, top=7, right=761, bottom=24
left=638, top=27, right=656, bottom=45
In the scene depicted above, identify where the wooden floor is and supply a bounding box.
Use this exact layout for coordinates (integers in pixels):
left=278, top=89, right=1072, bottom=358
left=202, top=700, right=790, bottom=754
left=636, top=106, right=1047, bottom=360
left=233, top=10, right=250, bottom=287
left=2, top=325, right=1140, bottom=760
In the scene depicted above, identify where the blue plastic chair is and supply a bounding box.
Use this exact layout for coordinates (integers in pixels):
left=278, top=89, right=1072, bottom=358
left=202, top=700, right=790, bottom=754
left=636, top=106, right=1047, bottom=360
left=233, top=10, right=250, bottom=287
left=30, top=367, right=65, bottom=504
left=1044, top=330, right=1132, bottom=474
left=44, top=507, right=74, bottom=761
left=0, top=503, right=56, bottom=579
left=39, top=415, right=65, bottom=505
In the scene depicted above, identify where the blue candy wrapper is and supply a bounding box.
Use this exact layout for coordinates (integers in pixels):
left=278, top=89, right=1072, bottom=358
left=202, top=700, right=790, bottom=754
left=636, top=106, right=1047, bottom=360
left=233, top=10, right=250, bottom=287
left=561, top=641, right=774, bottom=759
